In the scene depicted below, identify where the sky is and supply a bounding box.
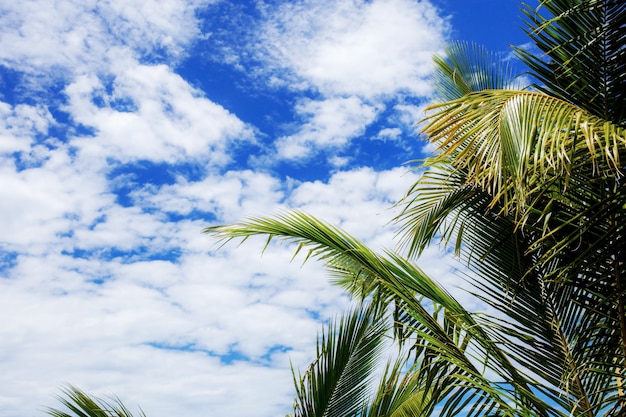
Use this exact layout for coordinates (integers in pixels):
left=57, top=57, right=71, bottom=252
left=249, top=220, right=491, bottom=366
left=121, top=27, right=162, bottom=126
left=0, top=1, right=531, bottom=416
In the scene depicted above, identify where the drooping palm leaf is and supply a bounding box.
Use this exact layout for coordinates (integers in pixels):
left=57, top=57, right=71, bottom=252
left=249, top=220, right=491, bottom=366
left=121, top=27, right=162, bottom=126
left=364, top=350, right=435, bottom=417
left=205, top=211, right=560, bottom=417
left=513, top=7, right=626, bottom=399
left=422, top=89, right=626, bottom=219
left=287, top=294, right=489, bottom=417
left=46, top=386, right=146, bottom=417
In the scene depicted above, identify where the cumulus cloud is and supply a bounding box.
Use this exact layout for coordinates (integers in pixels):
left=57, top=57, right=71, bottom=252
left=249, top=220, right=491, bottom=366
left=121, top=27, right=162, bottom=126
left=0, top=103, right=54, bottom=152
left=65, top=63, right=253, bottom=164
left=257, top=0, right=448, bottom=98
left=275, top=96, right=381, bottom=160
left=248, top=0, right=449, bottom=161
left=0, top=0, right=213, bottom=76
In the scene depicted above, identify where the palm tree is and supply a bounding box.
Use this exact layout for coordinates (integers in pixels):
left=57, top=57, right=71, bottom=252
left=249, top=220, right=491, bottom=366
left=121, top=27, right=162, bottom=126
left=207, top=1, right=626, bottom=416
left=395, top=1, right=626, bottom=414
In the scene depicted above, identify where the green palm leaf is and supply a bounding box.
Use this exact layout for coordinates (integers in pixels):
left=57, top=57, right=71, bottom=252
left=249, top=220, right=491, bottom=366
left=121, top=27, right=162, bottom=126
left=515, top=0, right=626, bottom=124
left=288, top=302, right=388, bottom=417
left=46, top=386, right=145, bottom=417
left=205, top=211, right=559, bottom=417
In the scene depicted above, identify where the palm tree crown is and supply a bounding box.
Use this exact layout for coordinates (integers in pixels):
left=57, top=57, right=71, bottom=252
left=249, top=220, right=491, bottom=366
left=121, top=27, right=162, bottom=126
left=209, top=1, right=626, bottom=416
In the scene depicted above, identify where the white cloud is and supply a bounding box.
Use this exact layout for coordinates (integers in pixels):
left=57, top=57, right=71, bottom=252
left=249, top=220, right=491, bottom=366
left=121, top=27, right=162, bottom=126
left=285, top=167, right=418, bottom=250
left=0, top=160, right=469, bottom=417
left=257, top=0, right=448, bottom=98
left=0, top=148, right=113, bottom=252
left=65, top=62, right=253, bottom=164
left=275, top=96, right=380, bottom=160
left=0, top=0, right=213, bottom=77
left=377, top=127, right=403, bottom=140
left=249, top=0, right=448, bottom=160
left=0, top=0, right=250, bottom=169
left=0, top=103, right=54, bottom=153
left=130, top=169, right=286, bottom=223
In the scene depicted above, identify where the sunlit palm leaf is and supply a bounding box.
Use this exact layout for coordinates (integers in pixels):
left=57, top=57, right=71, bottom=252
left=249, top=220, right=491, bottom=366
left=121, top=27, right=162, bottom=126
left=422, top=89, right=626, bottom=221
left=365, top=352, right=436, bottom=417
left=419, top=89, right=626, bottom=328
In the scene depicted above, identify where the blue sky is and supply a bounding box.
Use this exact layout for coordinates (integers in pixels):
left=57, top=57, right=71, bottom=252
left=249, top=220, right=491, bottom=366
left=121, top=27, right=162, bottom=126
left=0, top=1, right=531, bottom=416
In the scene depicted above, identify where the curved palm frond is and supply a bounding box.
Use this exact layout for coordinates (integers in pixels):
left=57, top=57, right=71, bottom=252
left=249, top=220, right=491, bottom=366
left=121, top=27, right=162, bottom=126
left=207, top=211, right=385, bottom=300
left=433, top=41, right=522, bottom=103
left=46, top=386, right=145, bottom=417
left=515, top=0, right=626, bottom=124
left=205, top=211, right=561, bottom=417
left=364, top=352, right=435, bottom=417
left=288, top=302, right=389, bottom=417
left=288, top=296, right=499, bottom=417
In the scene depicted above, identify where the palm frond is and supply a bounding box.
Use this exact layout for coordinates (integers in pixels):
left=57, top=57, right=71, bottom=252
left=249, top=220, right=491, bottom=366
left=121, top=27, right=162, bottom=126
left=394, top=164, right=501, bottom=259
left=423, top=90, right=626, bottom=215
left=46, top=386, right=145, bottom=417
left=419, top=90, right=626, bottom=287
left=515, top=0, right=626, bottom=124
left=393, top=3, right=626, bottom=415
left=205, top=211, right=560, bottom=417
left=206, top=211, right=384, bottom=300
left=289, top=302, right=388, bottom=417
left=365, top=353, right=434, bottom=417
left=432, top=41, right=522, bottom=103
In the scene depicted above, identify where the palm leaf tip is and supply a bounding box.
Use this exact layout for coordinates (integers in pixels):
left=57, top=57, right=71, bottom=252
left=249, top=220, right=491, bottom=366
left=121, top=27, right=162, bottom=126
left=46, top=385, right=146, bottom=417
left=203, top=210, right=389, bottom=298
